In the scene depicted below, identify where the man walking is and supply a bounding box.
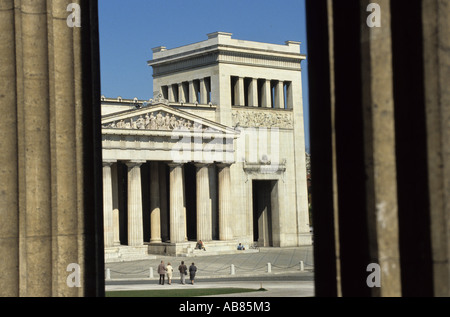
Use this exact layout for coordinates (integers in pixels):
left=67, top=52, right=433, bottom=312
left=189, top=262, right=197, bottom=285
left=157, top=260, right=167, bottom=285
left=178, top=261, right=187, bottom=285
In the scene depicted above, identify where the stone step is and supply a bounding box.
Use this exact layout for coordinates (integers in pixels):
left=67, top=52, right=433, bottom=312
left=147, top=240, right=259, bottom=257
left=105, top=245, right=156, bottom=263
left=185, top=248, right=259, bottom=257
left=182, top=241, right=259, bottom=257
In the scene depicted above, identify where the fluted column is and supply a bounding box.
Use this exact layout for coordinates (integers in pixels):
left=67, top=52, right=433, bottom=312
left=111, top=163, right=120, bottom=245
left=234, top=77, right=245, bottom=106
left=275, top=80, right=285, bottom=108
left=126, top=161, right=145, bottom=246
left=200, top=78, right=208, bottom=104
left=248, top=78, right=258, bottom=107
left=168, top=84, right=175, bottom=102
left=178, top=83, right=185, bottom=103
left=149, top=162, right=161, bottom=243
left=0, top=0, right=19, bottom=296
left=169, top=163, right=186, bottom=243
left=189, top=80, right=197, bottom=103
left=0, top=0, right=104, bottom=297
left=286, top=82, right=293, bottom=109
left=102, top=161, right=115, bottom=247
left=261, top=79, right=272, bottom=108
left=196, top=163, right=212, bottom=241
left=217, top=163, right=233, bottom=240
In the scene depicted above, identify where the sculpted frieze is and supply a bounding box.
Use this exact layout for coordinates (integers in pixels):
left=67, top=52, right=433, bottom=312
left=103, top=111, right=215, bottom=132
left=232, top=110, right=293, bottom=129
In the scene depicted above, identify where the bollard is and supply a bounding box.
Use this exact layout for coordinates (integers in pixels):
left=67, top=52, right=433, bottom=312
left=106, top=268, right=111, bottom=280
left=149, top=267, right=154, bottom=278
left=267, top=262, right=272, bottom=273
left=300, top=261, right=304, bottom=272
left=230, top=264, right=235, bottom=275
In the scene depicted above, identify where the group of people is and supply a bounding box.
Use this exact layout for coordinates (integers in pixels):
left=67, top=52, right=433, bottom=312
left=155, top=241, right=247, bottom=285
left=157, top=260, right=197, bottom=285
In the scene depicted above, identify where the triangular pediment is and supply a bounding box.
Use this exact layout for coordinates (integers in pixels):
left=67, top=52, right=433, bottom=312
left=102, top=103, right=237, bottom=135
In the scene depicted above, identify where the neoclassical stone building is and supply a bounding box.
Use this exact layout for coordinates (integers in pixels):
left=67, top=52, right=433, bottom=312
left=101, top=32, right=311, bottom=260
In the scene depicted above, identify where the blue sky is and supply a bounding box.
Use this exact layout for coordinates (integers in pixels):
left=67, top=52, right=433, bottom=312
left=98, top=0, right=310, bottom=151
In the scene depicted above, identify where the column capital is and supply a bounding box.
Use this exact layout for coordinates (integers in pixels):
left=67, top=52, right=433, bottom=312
left=168, top=162, right=184, bottom=168
left=125, top=160, right=146, bottom=168
left=194, top=162, right=211, bottom=169
left=103, top=160, right=117, bottom=166
left=216, top=163, right=232, bottom=169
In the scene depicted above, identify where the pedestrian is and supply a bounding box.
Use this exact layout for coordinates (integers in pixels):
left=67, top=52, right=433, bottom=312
left=157, top=260, right=167, bottom=285
left=189, top=262, right=197, bottom=285
left=196, top=240, right=206, bottom=251
left=166, top=262, right=173, bottom=285
left=178, top=261, right=187, bottom=285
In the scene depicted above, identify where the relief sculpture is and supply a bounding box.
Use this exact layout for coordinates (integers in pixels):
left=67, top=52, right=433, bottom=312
left=103, top=111, right=215, bottom=132
left=232, top=110, right=293, bottom=129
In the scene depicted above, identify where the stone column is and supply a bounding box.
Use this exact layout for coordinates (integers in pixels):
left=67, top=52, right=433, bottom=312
left=178, top=83, right=185, bottom=103
left=126, top=161, right=145, bottom=246
left=0, top=0, right=19, bottom=297
left=196, top=163, right=212, bottom=241
left=189, top=80, right=197, bottom=103
left=18, top=0, right=53, bottom=296
left=168, top=84, right=175, bottom=102
left=423, top=0, right=450, bottom=297
left=0, top=0, right=104, bottom=297
left=286, top=82, right=294, bottom=109
left=261, top=79, right=272, bottom=108
left=149, top=162, right=161, bottom=243
left=200, top=78, right=208, bottom=104
left=234, top=77, right=245, bottom=106
left=275, top=80, right=285, bottom=108
left=248, top=78, right=259, bottom=107
left=111, top=163, right=120, bottom=245
left=169, top=163, right=186, bottom=243
left=102, top=161, right=115, bottom=247
left=217, top=163, right=233, bottom=240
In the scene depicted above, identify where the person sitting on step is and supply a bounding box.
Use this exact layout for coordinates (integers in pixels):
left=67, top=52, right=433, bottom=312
left=196, top=240, right=206, bottom=251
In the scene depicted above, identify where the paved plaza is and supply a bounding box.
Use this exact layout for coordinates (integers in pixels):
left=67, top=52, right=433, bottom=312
left=105, top=246, right=315, bottom=297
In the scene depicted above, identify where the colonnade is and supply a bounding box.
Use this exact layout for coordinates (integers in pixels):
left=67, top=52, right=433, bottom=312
left=161, top=77, right=211, bottom=104
left=231, top=76, right=293, bottom=109
left=102, top=160, right=233, bottom=247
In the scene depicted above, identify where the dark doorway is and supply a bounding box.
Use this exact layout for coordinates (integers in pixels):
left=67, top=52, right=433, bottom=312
left=252, top=180, right=276, bottom=247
